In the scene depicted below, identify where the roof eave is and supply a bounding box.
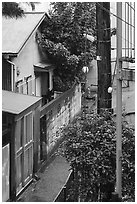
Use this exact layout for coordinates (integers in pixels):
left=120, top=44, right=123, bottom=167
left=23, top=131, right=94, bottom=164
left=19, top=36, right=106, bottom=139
left=17, top=12, right=47, bottom=54
left=2, top=53, right=18, bottom=58
left=2, top=12, right=49, bottom=56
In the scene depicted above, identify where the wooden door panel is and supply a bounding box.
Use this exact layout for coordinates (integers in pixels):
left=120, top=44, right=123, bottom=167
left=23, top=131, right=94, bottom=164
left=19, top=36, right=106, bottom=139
left=2, top=144, right=10, bottom=201
left=15, top=112, right=33, bottom=194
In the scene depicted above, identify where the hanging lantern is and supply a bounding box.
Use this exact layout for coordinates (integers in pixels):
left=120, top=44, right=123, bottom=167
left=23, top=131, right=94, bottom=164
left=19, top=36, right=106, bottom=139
left=108, top=86, right=113, bottom=93
left=83, top=33, right=95, bottom=42
left=82, top=66, right=89, bottom=73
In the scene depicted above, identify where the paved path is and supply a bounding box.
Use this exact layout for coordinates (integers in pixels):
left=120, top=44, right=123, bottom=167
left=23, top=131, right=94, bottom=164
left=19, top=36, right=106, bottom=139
left=17, top=156, right=70, bottom=202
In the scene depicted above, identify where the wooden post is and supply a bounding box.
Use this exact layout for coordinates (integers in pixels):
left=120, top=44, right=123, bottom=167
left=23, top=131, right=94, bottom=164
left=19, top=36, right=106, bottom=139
left=116, top=2, right=122, bottom=199
left=96, top=2, right=112, bottom=113
left=33, top=107, right=41, bottom=173
left=10, top=117, right=16, bottom=201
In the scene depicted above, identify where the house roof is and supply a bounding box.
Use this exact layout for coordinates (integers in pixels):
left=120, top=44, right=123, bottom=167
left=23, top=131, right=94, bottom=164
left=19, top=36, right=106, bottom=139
left=34, top=62, right=55, bottom=72
left=2, top=12, right=47, bottom=55
left=2, top=90, right=42, bottom=115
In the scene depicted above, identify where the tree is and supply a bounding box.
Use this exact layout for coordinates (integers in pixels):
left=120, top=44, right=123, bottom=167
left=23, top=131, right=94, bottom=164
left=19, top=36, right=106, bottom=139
left=37, top=2, right=96, bottom=91
left=2, top=2, right=39, bottom=18
left=2, top=2, right=24, bottom=18
left=59, top=111, right=135, bottom=201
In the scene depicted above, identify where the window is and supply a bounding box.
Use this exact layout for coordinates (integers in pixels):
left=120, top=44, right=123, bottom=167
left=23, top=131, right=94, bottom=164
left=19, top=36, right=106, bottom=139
left=15, top=118, right=23, bottom=153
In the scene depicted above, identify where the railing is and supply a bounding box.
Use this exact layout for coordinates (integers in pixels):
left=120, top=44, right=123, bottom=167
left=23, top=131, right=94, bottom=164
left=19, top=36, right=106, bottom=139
left=54, top=170, right=74, bottom=202
left=15, top=76, right=36, bottom=95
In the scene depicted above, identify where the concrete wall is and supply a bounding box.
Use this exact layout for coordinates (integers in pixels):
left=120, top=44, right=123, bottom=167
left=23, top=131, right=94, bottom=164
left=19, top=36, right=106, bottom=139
left=40, top=83, right=81, bottom=161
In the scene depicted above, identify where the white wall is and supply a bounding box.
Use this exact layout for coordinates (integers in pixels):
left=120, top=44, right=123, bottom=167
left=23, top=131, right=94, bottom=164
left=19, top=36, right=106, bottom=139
left=12, top=29, right=49, bottom=97
left=13, top=31, right=43, bottom=81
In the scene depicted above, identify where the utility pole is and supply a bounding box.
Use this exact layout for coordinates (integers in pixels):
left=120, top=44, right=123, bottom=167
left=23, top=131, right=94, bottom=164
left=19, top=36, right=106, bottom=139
left=116, top=2, right=122, bottom=199
left=96, top=2, right=112, bottom=114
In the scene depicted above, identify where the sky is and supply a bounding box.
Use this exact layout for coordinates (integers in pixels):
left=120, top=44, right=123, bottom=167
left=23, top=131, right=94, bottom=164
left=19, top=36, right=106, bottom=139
left=18, top=2, right=51, bottom=13
left=32, top=2, right=51, bottom=12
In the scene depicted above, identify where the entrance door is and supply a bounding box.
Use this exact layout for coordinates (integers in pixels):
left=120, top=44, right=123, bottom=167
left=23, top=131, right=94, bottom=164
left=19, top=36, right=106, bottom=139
left=15, top=112, right=33, bottom=194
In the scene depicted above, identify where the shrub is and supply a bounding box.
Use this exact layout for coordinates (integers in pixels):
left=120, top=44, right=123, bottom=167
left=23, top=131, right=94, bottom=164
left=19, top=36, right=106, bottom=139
left=61, top=111, right=135, bottom=201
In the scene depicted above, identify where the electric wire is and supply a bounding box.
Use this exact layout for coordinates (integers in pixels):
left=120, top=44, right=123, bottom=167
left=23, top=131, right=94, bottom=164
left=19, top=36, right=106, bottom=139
left=95, top=2, right=135, bottom=59
left=85, top=3, right=135, bottom=59
left=126, top=2, right=135, bottom=11
left=96, top=2, right=135, bottom=28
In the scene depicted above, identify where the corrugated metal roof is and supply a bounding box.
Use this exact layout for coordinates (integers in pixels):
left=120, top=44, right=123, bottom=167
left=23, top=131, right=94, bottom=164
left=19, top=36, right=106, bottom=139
left=2, top=90, right=42, bottom=115
left=2, top=12, right=46, bottom=54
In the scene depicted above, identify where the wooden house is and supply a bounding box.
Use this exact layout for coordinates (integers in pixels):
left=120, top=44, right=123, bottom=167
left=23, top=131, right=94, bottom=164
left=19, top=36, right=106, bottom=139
left=2, top=12, right=54, bottom=105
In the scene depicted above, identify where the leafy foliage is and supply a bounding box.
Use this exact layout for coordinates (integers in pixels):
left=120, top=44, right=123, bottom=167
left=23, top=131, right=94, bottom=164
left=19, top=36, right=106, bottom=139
left=37, top=2, right=96, bottom=91
left=2, top=2, right=40, bottom=18
left=122, top=124, right=135, bottom=201
left=60, top=111, right=135, bottom=201
left=2, top=2, right=24, bottom=18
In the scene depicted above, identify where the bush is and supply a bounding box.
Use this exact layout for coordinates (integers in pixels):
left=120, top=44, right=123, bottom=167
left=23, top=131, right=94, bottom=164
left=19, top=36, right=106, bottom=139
left=61, top=111, right=135, bottom=202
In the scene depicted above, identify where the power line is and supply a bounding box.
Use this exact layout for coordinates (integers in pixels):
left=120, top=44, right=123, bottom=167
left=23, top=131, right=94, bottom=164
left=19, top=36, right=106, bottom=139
left=116, top=33, right=135, bottom=47
left=94, top=28, right=135, bottom=48
left=96, top=2, right=135, bottom=28
left=126, top=2, right=135, bottom=11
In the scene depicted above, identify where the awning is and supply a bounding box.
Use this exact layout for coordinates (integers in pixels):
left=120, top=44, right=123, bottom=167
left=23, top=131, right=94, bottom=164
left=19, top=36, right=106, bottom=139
left=34, top=62, right=55, bottom=72
left=2, top=90, right=42, bottom=115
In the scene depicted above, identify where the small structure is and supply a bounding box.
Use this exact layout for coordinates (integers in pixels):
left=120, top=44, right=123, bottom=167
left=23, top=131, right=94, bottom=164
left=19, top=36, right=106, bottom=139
left=2, top=90, right=42, bottom=201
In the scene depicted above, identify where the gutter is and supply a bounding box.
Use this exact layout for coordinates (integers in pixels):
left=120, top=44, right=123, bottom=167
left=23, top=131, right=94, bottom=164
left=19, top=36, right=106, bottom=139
left=2, top=53, right=18, bottom=58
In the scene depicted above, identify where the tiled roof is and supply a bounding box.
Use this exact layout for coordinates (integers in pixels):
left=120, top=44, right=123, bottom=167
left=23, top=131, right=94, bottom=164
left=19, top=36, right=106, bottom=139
left=2, top=12, right=46, bottom=54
